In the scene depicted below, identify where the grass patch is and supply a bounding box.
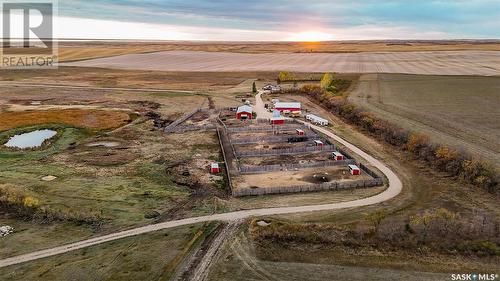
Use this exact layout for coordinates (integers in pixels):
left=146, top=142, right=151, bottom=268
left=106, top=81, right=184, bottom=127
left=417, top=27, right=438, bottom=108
left=0, top=109, right=133, bottom=132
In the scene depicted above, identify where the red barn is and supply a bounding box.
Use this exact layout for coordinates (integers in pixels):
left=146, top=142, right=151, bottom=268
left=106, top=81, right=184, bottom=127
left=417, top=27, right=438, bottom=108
left=332, top=151, right=345, bottom=161
left=349, top=165, right=361, bottom=175
left=211, top=163, right=220, bottom=173
left=270, top=117, right=285, bottom=125
left=274, top=102, right=301, bottom=113
left=236, top=105, right=253, bottom=120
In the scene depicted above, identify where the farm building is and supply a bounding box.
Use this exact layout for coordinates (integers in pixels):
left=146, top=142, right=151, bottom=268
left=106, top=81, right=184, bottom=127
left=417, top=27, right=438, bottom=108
left=296, top=129, right=305, bottom=136
left=332, top=151, right=345, bottom=161
left=349, top=164, right=361, bottom=175
left=274, top=102, right=301, bottom=113
left=270, top=110, right=286, bottom=125
left=306, top=114, right=329, bottom=126
left=211, top=163, right=220, bottom=173
left=314, top=140, right=324, bottom=146
left=236, top=105, right=253, bottom=120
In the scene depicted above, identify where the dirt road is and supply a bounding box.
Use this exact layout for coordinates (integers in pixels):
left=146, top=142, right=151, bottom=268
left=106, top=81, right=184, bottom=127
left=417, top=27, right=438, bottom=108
left=65, top=50, right=500, bottom=76
left=254, top=91, right=273, bottom=119
left=0, top=93, right=402, bottom=269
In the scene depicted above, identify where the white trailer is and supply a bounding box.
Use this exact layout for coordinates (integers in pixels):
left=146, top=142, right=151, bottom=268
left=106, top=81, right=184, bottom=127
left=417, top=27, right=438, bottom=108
left=306, top=114, right=329, bottom=126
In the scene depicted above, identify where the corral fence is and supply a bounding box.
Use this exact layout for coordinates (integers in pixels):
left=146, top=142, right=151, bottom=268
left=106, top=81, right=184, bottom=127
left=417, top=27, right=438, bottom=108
left=226, top=124, right=300, bottom=133
left=230, top=134, right=319, bottom=145
left=232, top=178, right=384, bottom=197
left=216, top=127, right=234, bottom=194
left=236, top=144, right=337, bottom=158
left=239, top=159, right=356, bottom=174
left=165, top=108, right=202, bottom=133
left=359, top=163, right=381, bottom=179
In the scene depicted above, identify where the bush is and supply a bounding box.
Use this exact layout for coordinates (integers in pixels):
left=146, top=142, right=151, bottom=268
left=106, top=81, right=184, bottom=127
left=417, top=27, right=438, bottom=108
left=0, top=185, right=104, bottom=226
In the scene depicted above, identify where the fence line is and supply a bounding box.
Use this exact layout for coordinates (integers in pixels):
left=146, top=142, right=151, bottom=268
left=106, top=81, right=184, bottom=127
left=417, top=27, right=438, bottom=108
left=230, top=134, right=319, bottom=145
left=226, top=124, right=300, bottom=133
left=216, top=127, right=234, bottom=194
left=232, top=178, right=384, bottom=197
left=239, top=159, right=356, bottom=174
left=359, top=163, right=381, bottom=179
left=165, top=108, right=201, bottom=133
left=236, top=144, right=336, bottom=157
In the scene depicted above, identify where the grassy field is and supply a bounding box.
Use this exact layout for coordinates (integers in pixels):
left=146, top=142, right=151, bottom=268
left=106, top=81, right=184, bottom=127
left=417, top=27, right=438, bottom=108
left=348, top=74, right=500, bottom=165
left=0, top=109, right=133, bottom=131
left=0, top=66, right=277, bottom=92
left=55, top=41, right=500, bottom=62
left=0, top=223, right=218, bottom=281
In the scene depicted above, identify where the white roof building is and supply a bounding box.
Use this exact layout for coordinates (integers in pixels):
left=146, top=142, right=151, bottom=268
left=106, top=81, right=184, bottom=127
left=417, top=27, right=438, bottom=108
left=237, top=105, right=253, bottom=114
left=274, top=102, right=301, bottom=110
left=306, top=114, right=329, bottom=125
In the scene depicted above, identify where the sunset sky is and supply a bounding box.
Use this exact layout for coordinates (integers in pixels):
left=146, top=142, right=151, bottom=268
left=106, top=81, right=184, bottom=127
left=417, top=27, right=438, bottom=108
left=4, top=0, right=500, bottom=40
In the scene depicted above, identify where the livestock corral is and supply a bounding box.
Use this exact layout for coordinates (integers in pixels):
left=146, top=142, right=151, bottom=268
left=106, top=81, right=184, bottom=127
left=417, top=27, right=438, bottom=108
left=217, top=109, right=384, bottom=197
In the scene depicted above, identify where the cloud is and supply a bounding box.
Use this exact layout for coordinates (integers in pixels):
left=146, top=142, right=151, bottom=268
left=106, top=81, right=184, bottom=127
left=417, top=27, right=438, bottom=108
left=5, top=0, right=500, bottom=40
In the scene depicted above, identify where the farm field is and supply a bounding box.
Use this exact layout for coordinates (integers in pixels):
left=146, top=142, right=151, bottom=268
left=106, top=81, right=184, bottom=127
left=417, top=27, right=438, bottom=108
left=65, top=50, right=500, bottom=76
left=55, top=40, right=500, bottom=62
left=348, top=74, right=500, bottom=165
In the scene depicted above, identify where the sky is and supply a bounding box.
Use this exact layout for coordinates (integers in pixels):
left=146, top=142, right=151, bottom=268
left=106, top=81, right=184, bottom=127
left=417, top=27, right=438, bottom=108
left=3, top=0, right=500, bottom=41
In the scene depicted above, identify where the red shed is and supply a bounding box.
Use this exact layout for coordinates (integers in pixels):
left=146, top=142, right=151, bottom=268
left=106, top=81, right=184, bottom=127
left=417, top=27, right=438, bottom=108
left=332, top=151, right=345, bottom=161
left=314, top=140, right=324, bottom=146
left=349, top=165, right=361, bottom=175
left=210, top=163, right=220, bottom=173
left=236, top=105, right=253, bottom=120
left=296, top=129, right=305, bottom=136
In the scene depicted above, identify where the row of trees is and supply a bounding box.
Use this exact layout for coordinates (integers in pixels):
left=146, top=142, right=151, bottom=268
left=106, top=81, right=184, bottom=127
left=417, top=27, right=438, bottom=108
left=252, top=208, right=500, bottom=256
left=282, top=84, right=498, bottom=193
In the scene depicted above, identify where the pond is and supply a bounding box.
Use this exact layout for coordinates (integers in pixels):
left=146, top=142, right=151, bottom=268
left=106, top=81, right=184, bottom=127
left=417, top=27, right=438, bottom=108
left=4, top=129, right=57, bottom=149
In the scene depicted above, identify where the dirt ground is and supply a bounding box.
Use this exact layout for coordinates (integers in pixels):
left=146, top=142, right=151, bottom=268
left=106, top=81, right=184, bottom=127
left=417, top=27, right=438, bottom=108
left=234, top=167, right=371, bottom=189
left=234, top=140, right=321, bottom=152
left=66, top=50, right=500, bottom=76
left=239, top=152, right=334, bottom=166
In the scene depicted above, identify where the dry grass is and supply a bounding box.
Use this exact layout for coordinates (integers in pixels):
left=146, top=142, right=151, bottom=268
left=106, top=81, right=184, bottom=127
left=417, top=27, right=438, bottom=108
left=56, top=41, right=500, bottom=62
left=0, top=109, right=132, bottom=131
left=348, top=74, right=500, bottom=165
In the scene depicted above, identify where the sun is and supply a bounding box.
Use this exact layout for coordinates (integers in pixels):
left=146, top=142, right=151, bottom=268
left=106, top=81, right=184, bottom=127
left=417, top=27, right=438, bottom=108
left=286, top=31, right=333, bottom=42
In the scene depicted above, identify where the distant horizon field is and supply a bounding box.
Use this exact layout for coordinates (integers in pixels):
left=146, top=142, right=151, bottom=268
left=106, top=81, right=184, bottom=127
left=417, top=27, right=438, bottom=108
left=56, top=40, right=500, bottom=62
left=64, top=50, right=500, bottom=76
